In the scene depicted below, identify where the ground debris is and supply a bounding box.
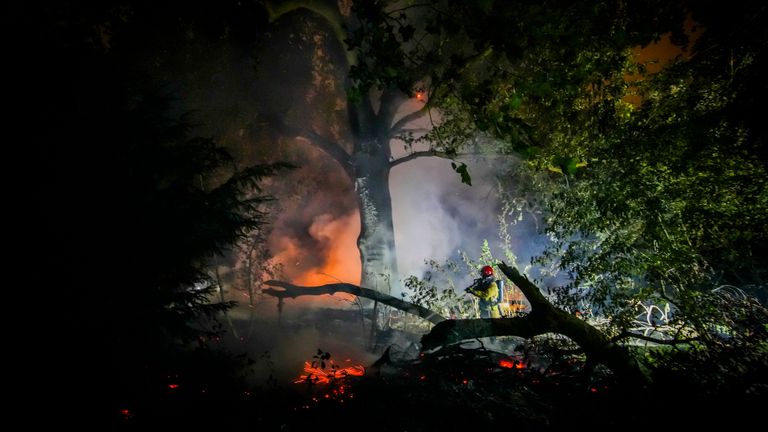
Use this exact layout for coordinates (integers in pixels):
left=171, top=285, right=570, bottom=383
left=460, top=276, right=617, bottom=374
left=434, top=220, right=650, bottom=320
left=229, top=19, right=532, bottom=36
left=322, top=341, right=606, bottom=431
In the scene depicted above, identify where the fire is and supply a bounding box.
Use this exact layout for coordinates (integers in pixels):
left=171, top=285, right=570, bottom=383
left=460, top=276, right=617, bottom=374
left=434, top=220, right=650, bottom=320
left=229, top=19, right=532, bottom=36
left=415, top=91, right=425, bottom=102
left=294, top=361, right=365, bottom=384
left=499, top=358, right=526, bottom=369
left=269, top=212, right=361, bottom=293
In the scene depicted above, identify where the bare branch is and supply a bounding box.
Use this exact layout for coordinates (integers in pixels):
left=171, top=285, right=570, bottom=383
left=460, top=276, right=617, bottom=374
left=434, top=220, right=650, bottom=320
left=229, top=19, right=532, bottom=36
left=390, top=106, right=430, bottom=135
left=268, top=117, right=354, bottom=177
left=263, top=280, right=446, bottom=324
left=498, top=262, right=552, bottom=312
left=389, top=149, right=461, bottom=167
left=612, top=330, right=699, bottom=345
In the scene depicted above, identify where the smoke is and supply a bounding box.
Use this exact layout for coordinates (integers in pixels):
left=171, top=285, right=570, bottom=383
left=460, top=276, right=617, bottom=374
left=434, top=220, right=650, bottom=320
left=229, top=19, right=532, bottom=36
left=391, top=157, right=499, bottom=281
left=268, top=210, right=361, bottom=287
left=226, top=304, right=380, bottom=388
left=165, top=9, right=548, bottom=299
left=141, top=4, right=549, bottom=347
left=388, top=99, right=544, bottom=294
left=390, top=154, right=547, bottom=288
left=265, top=149, right=362, bottom=289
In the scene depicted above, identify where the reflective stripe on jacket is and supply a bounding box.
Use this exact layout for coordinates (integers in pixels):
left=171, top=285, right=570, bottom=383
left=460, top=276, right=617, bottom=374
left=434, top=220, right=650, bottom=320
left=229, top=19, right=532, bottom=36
left=468, top=278, right=500, bottom=318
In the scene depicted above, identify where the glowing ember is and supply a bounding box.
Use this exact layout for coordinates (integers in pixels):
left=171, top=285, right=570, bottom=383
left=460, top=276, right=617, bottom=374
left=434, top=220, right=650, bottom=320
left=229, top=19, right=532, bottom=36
left=294, top=361, right=365, bottom=384
left=499, top=358, right=526, bottom=369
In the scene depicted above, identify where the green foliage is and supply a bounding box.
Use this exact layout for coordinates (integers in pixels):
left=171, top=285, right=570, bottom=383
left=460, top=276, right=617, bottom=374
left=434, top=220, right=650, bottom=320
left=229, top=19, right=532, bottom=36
left=528, top=19, right=768, bottom=321
left=401, top=273, right=468, bottom=318
left=420, top=0, right=768, bottom=304
left=385, top=2, right=768, bottom=391
left=107, top=87, right=293, bottom=346
left=344, top=1, right=422, bottom=96
left=419, top=0, right=688, bottom=154
left=458, top=239, right=521, bottom=280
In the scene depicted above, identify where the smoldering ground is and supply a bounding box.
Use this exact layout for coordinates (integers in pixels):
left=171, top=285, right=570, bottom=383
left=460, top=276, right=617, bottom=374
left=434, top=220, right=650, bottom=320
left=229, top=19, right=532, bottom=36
left=220, top=299, right=421, bottom=389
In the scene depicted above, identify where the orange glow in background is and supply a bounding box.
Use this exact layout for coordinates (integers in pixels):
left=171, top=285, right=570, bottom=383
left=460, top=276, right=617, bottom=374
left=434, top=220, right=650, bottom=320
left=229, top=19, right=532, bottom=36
left=296, top=212, right=361, bottom=286
left=261, top=20, right=704, bottom=303
left=268, top=211, right=361, bottom=304
left=625, top=16, right=702, bottom=105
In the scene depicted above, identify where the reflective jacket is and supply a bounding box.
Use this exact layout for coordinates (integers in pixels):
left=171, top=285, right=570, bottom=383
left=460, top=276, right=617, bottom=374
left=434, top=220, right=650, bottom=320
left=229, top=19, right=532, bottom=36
left=467, top=277, right=501, bottom=318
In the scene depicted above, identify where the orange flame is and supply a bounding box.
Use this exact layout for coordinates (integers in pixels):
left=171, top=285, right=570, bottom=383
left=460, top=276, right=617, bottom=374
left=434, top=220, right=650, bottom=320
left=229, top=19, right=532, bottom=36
left=294, top=361, right=365, bottom=384
left=270, top=212, right=361, bottom=291
left=499, top=358, right=526, bottom=369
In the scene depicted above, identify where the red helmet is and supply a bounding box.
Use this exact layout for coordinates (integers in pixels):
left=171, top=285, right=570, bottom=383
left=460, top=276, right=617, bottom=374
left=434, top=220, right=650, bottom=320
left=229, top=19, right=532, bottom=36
left=481, top=265, right=494, bottom=277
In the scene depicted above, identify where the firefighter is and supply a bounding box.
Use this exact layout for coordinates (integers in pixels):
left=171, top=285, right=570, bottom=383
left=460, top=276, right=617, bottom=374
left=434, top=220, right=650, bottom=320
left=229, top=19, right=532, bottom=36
left=465, top=265, right=501, bottom=318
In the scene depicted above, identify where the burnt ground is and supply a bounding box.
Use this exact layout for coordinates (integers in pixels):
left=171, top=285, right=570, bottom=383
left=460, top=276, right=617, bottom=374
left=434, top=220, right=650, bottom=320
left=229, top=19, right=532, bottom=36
left=102, top=306, right=764, bottom=431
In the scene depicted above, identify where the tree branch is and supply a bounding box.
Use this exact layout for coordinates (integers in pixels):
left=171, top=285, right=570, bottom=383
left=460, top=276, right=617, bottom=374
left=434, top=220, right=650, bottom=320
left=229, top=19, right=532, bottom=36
left=421, top=314, right=553, bottom=351
left=611, top=330, right=699, bottom=345
left=390, top=106, right=430, bottom=136
left=263, top=280, right=447, bottom=325
left=498, top=261, right=552, bottom=312
left=267, top=116, right=354, bottom=177
left=420, top=264, right=653, bottom=387
left=389, top=149, right=460, bottom=167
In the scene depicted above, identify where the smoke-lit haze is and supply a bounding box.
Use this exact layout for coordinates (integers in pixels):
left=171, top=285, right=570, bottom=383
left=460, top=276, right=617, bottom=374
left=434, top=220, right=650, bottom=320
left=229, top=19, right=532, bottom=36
left=264, top=141, right=361, bottom=288
left=166, top=10, right=696, bottom=386
left=392, top=157, right=498, bottom=280
left=263, top=92, right=544, bottom=296
left=119, top=0, right=693, bottom=302
left=192, top=11, right=688, bottom=299
left=151, top=7, right=560, bottom=302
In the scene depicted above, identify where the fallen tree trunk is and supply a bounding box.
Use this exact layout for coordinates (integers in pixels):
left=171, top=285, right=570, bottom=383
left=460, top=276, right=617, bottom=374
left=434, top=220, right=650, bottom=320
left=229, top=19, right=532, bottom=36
left=263, top=263, right=651, bottom=387
left=262, top=280, right=447, bottom=325
left=421, top=262, right=651, bottom=387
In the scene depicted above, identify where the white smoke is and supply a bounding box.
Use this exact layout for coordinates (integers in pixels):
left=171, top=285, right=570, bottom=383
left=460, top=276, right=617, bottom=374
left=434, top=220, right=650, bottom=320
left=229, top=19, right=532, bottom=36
left=387, top=98, right=544, bottom=295
left=391, top=156, right=501, bottom=287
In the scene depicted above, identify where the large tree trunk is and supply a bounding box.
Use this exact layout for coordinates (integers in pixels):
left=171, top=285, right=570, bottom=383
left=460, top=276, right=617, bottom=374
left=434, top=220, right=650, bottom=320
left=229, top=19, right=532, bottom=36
left=265, top=3, right=421, bottom=295
left=350, top=89, right=404, bottom=294
left=354, top=147, right=398, bottom=293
